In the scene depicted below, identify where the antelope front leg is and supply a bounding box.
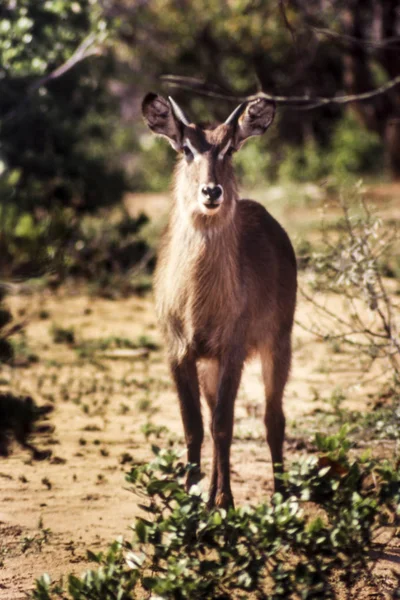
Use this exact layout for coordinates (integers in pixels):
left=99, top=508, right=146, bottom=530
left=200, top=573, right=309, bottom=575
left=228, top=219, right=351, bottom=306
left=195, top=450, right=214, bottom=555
left=261, top=341, right=291, bottom=494
left=209, top=353, right=244, bottom=509
left=170, top=355, right=203, bottom=490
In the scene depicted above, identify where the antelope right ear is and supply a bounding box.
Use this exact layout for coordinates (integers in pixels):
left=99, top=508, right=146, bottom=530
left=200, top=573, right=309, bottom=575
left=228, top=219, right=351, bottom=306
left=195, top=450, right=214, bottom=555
left=225, top=98, right=276, bottom=148
left=142, top=93, right=190, bottom=152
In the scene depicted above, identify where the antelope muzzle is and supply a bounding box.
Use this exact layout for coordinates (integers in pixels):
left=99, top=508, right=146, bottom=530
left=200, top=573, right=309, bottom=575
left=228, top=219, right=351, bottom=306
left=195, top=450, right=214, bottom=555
left=199, top=184, right=224, bottom=214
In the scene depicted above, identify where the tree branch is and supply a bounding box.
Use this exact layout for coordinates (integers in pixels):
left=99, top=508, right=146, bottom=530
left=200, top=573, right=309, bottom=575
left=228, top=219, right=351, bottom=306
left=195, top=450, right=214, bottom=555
left=161, top=73, right=400, bottom=110
left=311, top=27, right=400, bottom=52
left=1, top=33, right=103, bottom=125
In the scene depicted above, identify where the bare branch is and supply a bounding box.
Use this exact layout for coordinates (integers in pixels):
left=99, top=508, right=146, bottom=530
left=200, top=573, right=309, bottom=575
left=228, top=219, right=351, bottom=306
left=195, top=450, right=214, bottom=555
left=1, top=33, right=103, bottom=125
left=161, top=74, right=400, bottom=111
left=312, top=27, right=400, bottom=52
left=298, top=193, right=400, bottom=382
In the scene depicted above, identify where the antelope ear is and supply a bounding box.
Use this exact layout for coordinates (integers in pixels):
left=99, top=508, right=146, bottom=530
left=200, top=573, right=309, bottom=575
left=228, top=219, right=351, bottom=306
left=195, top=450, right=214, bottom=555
left=142, top=93, right=190, bottom=151
left=226, top=98, right=275, bottom=148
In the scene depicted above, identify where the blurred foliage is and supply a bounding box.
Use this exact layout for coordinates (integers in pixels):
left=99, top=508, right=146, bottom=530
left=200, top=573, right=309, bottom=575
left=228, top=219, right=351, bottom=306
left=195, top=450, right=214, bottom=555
left=1, top=0, right=398, bottom=204
left=278, top=114, right=384, bottom=183
left=0, top=203, right=73, bottom=278
left=330, top=114, right=384, bottom=177
left=0, top=203, right=153, bottom=296
left=278, top=139, right=329, bottom=183
left=119, top=0, right=336, bottom=190
left=0, top=0, right=127, bottom=213
left=0, top=0, right=398, bottom=286
left=119, top=0, right=393, bottom=190
left=130, top=136, right=175, bottom=193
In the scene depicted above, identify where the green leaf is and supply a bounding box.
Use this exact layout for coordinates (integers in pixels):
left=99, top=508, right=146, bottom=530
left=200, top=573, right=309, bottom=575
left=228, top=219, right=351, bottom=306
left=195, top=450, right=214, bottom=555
left=142, top=576, right=158, bottom=590
left=135, top=519, right=148, bottom=543
left=87, top=550, right=102, bottom=563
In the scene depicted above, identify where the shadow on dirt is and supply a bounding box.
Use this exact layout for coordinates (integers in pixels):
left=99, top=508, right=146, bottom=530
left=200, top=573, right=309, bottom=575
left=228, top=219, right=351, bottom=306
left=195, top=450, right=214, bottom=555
left=0, top=393, right=54, bottom=460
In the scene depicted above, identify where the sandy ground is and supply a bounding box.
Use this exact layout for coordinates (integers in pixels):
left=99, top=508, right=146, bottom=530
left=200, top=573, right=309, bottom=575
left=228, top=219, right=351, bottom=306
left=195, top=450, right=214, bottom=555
left=0, top=188, right=399, bottom=598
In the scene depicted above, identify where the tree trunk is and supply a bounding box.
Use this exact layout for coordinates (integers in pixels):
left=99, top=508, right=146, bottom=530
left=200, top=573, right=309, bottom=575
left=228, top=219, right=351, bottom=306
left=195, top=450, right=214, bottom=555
left=342, top=0, right=400, bottom=178
left=385, top=119, right=400, bottom=179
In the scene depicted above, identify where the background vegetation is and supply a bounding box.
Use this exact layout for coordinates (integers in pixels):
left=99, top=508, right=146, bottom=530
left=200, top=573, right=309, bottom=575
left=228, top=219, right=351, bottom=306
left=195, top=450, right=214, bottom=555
left=1, top=0, right=400, bottom=286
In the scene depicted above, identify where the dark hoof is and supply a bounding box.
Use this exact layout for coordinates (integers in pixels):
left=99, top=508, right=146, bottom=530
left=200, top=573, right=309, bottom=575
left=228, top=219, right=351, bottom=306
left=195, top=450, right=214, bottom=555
left=206, top=496, right=216, bottom=511
left=185, top=466, right=202, bottom=492
left=273, top=478, right=288, bottom=499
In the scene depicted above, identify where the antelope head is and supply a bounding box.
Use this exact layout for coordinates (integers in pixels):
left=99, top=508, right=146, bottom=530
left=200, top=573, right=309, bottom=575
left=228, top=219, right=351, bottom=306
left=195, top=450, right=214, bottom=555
left=142, top=93, right=275, bottom=224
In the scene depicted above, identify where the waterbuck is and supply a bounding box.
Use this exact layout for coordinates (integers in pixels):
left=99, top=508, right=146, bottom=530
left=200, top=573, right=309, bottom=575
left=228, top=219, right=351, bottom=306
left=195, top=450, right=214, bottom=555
left=142, top=93, right=297, bottom=508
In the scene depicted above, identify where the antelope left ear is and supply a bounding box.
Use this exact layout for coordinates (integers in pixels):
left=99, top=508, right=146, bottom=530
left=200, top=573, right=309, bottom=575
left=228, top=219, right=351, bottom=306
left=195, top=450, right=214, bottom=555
left=226, top=98, right=276, bottom=148
left=142, top=93, right=190, bottom=152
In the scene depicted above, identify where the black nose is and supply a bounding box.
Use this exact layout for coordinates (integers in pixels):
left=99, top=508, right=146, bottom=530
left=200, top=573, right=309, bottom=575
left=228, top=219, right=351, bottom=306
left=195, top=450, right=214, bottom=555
left=201, top=186, right=222, bottom=201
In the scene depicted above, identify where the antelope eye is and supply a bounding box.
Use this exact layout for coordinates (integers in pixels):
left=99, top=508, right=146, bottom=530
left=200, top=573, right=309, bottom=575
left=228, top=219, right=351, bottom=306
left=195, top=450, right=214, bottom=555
left=182, top=145, right=193, bottom=159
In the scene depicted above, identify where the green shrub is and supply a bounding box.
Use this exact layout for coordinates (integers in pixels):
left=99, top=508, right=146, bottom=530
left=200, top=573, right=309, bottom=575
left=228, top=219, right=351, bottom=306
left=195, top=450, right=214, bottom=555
left=130, top=135, right=176, bottom=192
left=330, top=113, right=384, bottom=177
left=0, top=203, right=153, bottom=294
left=0, top=203, right=75, bottom=279
left=278, top=140, right=329, bottom=183
left=233, top=136, right=275, bottom=189
left=278, top=113, right=384, bottom=183
left=31, top=433, right=400, bottom=599
left=0, top=0, right=127, bottom=213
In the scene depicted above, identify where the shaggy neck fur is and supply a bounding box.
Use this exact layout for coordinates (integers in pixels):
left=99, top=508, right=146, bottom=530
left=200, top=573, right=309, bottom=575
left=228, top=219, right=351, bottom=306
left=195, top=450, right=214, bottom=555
left=155, top=161, right=243, bottom=359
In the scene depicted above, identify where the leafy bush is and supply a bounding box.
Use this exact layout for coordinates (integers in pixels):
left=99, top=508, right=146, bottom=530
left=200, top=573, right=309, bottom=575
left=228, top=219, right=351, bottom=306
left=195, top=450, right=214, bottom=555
left=278, top=113, right=384, bottom=183
left=330, top=114, right=384, bottom=177
left=31, top=432, right=400, bottom=599
left=0, top=204, right=153, bottom=295
left=233, top=135, right=275, bottom=189
left=278, top=140, right=329, bottom=183
left=130, top=135, right=176, bottom=193
left=312, top=382, right=400, bottom=443
left=0, top=0, right=127, bottom=212
left=0, top=203, right=75, bottom=279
